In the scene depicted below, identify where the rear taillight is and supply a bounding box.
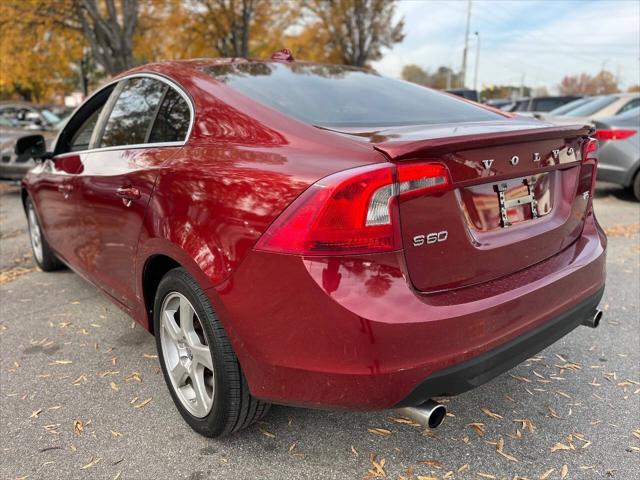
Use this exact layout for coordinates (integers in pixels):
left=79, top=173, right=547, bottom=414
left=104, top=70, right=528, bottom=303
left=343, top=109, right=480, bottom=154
left=594, top=129, right=637, bottom=141
left=255, top=162, right=451, bottom=255
left=579, top=137, right=598, bottom=204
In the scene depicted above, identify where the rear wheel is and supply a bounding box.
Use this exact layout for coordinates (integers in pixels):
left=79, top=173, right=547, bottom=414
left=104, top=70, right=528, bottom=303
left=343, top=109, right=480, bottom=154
left=25, top=197, right=64, bottom=271
left=632, top=170, right=640, bottom=202
left=154, top=267, right=270, bottom=437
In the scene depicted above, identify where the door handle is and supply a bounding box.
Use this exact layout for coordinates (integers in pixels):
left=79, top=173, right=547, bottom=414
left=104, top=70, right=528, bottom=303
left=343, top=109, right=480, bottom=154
left=116, top=186, right=141, bottom=207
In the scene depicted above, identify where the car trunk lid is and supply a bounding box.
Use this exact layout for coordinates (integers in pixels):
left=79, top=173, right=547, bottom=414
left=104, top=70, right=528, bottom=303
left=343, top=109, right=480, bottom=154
left=329, top=121, right=595, bottom=292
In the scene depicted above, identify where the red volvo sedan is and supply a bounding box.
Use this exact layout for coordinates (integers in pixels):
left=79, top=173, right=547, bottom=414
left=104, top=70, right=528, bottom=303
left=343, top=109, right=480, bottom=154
left=17, top=54, right=606, bottom=437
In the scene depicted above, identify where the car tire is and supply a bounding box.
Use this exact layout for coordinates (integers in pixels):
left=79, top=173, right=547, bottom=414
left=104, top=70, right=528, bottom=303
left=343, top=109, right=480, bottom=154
left=154, top=267, right=270, bottom=437
left=25, top=197, right=64, bottom=271
left=633, top=170, right=640, bottom=202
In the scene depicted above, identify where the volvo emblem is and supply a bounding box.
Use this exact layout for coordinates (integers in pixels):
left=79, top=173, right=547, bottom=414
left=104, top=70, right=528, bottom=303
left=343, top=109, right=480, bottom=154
left=482, top=159, right=494, bottom=169
left=552, top=149, right=560, bottom=160
left=533, top=152, right=541, bottom=162
left=510, top=155, right=520, bottom=166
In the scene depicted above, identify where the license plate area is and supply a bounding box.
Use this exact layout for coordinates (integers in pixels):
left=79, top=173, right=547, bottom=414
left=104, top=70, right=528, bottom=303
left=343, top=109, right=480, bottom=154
left=459, top=172, right=553, bottom=232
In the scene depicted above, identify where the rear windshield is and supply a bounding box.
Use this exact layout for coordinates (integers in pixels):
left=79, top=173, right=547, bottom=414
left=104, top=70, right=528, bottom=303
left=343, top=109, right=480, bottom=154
left=563, top=96, right=617, bottom=117
left=203, top=62, right=504, bottom=127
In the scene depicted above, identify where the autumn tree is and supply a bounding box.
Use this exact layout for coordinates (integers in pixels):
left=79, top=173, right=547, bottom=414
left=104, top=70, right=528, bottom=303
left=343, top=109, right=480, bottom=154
left=299, top=0, right=405, bottom=67
left=558, top=70, right=619, bottom=95
left=402, top=64, right=429, bottom=86
left=73, top=0, right=140, bottom=75
left=401, top=64, right=462, bottom=90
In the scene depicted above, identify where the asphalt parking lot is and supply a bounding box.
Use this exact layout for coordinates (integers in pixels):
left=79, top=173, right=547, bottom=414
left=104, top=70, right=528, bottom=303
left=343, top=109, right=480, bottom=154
left=1, top=182, right=638, bottom=480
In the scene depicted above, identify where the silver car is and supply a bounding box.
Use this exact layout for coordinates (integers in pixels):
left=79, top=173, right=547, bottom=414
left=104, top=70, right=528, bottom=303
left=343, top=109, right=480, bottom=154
left=0, top=116, right=60, bottom=181
left=542, top=93, right=640, bottom=125
left=594, top=107, right=640, bottom=200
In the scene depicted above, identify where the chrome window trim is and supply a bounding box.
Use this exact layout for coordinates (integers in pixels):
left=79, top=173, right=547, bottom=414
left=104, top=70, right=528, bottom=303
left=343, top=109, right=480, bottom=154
left=53, top=72, right=195, bottom=156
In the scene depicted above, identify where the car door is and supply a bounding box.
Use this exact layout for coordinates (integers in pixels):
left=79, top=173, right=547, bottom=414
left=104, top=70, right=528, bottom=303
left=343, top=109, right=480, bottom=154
left=73, top=75, right=192, bottom=309
left=32, top=88, right=114, bottom=265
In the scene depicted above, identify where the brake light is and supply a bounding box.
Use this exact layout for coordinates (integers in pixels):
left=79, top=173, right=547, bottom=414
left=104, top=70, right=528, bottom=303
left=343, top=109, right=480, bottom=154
left=255, top=162, right=451, bottom=255
left=594, top=129, right=637, bottom=141
left=579, top=137, right=598, bottom=206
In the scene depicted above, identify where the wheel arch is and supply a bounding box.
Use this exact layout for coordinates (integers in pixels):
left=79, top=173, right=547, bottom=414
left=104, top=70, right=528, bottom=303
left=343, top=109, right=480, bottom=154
left=138, top=240, right=219, bottom=335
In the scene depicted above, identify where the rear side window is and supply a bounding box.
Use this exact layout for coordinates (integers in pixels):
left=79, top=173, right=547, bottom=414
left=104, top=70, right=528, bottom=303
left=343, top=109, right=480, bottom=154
left=564, top=96, right=617, bottom=117
left=149, top=88, right=190, bottom=143
left=203, top=62, right=503, bottom=127
left=100, top=77, right=165, bottom=147
left=533, top=98, right=564, bottom=112
left=70, top=107, right=104, bottom=152
left=617, top=98, right=640, bottom=114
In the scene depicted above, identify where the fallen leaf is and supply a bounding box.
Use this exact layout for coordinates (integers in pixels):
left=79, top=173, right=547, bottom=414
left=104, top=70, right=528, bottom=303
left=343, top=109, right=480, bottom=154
left=368, top=427, right=392, bottom=437
left=539, top=468, right=554, bottom=479
left=258, top=426, right=275, bottom=438
left=351, top=445, right=358, bottom=457
left=550, top=442, right=571, bottom=452
left=419, top=459, right=443, bottom=469
left=495, top=437, right=518, bottom=462
left=481, top=407, right=503, bottom=420
left=49, top=359, right=72, bottom=365
left=466, top=422, right=485, bottom=437
left=110, top=382, right=119, bottom=391
left=80, top=457, right=101, bottom=470
left=133, top=397, right=152, bottom=409
left=514, top=418, right=535, bottom=433
left=142, top=353, right=158, bottom=359
left=368, top=455, right=386, bottom=477
left=125, top=372, right=141, bottom=382
left=476, top=473, right=496, bottom=479
left=30, top=409, right=42, bottom=418
left=73, top=419, right=84, bottom=435
left=111, top=430, right=122, bottom=437
left=561, top=464, right=569, bottom=479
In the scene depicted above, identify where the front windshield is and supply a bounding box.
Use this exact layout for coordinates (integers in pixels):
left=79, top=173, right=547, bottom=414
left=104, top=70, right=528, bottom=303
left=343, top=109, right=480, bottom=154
left=203, top=62, right=504, bottom=127
left=562, top=96, right=618, bottom=117
left=41, top=109, right=61, bottom=124
left=549, top=97, right=591, bottom=116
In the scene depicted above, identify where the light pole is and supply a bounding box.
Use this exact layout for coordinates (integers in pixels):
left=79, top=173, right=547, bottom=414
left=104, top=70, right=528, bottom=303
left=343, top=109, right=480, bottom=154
left=473, top=31, right=480, bottom=92
left=461, top=0, right=472, bottom=88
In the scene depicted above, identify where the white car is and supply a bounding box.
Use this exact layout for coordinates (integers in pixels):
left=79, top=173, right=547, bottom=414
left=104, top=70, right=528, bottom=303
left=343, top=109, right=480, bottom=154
left=541, top=93, right=640, bottom=125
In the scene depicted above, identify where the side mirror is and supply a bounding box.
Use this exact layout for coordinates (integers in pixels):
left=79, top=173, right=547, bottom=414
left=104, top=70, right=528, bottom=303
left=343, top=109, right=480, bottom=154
left=14, top=134, right=49, bottom=160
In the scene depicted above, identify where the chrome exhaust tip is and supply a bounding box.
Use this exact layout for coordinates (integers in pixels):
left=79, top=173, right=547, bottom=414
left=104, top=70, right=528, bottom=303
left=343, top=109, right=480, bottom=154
left=582, top=308, right=603, bottom=329
left=395, top=399, right=446, bottom=429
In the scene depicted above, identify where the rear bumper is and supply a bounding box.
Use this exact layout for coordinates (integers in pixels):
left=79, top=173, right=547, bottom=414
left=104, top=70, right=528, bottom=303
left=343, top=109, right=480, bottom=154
left=395, top=285, right=603, bottom=407
left=212, top=214, right=606, bottom=410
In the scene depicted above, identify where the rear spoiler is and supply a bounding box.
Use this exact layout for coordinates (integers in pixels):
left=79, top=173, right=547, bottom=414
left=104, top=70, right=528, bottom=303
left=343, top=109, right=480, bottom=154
left=374, top=124, right=594, bottom=161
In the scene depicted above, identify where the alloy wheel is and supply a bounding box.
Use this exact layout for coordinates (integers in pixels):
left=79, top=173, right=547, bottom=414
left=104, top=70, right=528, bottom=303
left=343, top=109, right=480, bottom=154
left=160, top=292, right=215, bottom=418
left=28, top=204, right=43, bottom=264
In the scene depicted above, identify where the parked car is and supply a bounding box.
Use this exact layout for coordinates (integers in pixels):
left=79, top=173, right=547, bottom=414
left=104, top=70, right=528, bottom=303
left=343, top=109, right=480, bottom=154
left=0, top=116, right=64, bottom=181
left=446, top=88, right=479, bottom=102
left=544, top=96, right=595, bottom=117
left=484, top=98, right=512, bottom=109
left=505, top=95, right=582, bottom=116
left=542, top=93, right=640, bottom=125
left=593, top=107, right=640, bottom=200
left=18, top=56, right=606, bottom=438
left=0, top=101, right=62, bottom=130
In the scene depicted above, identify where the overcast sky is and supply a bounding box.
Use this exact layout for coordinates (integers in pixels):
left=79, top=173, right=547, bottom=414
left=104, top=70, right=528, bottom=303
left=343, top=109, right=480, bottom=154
left=371, top=0, right=640, bottom=92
